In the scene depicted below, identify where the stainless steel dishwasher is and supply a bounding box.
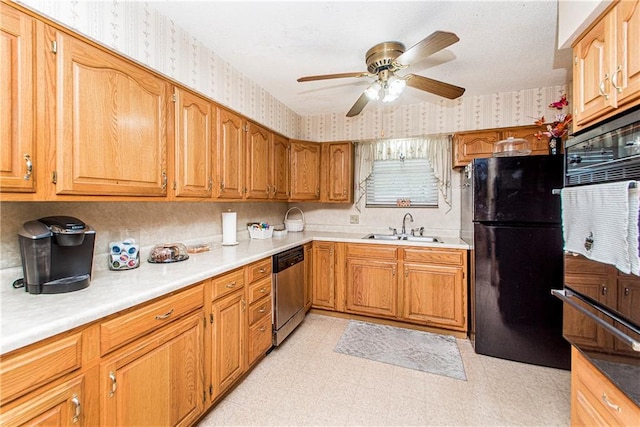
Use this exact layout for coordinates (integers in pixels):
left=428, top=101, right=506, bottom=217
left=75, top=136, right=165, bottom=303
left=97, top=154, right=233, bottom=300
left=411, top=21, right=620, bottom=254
left=272, top=246, right=305, bottom=346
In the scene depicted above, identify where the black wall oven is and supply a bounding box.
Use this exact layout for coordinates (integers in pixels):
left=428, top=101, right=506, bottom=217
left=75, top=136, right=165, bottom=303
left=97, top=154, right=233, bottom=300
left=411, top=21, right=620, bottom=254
left=552, top=108, right=640, bottom=407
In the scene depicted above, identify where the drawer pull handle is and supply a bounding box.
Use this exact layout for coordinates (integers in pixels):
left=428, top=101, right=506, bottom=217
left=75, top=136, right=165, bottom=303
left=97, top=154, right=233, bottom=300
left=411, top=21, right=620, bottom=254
left=259, top=326, right=267, bottom=332
left=259, top=268, right=266, bottom=273
left=226, top=281, right=237, bottom=288
left=71, top=394, right=81, bottom=423
left=259, top=287, right=266, bottom=293
left=109, top=372, right=117, bottom=397
left=155, top=308, right=174, bottom=320
left=259, top=306, right=266, bottom=313
left=599, top=75, right=610, bottom=100
left=601, top=393, right=622, bottom=412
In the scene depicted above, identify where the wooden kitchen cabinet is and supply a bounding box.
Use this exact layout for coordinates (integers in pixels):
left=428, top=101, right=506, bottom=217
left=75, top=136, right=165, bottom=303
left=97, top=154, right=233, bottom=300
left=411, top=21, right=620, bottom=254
left=573, top=0, right=640, bottom=132
left=100, top=312, right=204, bottom=427
left=290, top=140, right=321, bottom=201
left=49, top=27, right=170, bottom=197
left=173, top=87, right=215, bottom=199
left=271, top=133, right=290, bottom=200
left=246, top=258, right=272, bottom=367
left=216, top=107, right=245, bottom=199
left=312, top=241, right=336, bottom=310
left=321, top=141, right=354, bottom=203
left=571, top=346, right=640, bottom=426
left=0, top=375, right=84, bottom=426
left=0, top=4, right=36, bottom=194
left=304, top=243, right=313, bottom=311
left=400, top=248, right=467, bottom=331
left=345, top=244, right=398, bottom=318
left=452, top=125, right=548, bottom=167
left=245, top=122, right=271, bottom=200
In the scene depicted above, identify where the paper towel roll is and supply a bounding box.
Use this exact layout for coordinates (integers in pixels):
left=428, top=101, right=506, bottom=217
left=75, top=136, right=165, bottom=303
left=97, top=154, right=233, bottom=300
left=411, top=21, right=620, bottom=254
left=222, top=212, right=237, bottom=244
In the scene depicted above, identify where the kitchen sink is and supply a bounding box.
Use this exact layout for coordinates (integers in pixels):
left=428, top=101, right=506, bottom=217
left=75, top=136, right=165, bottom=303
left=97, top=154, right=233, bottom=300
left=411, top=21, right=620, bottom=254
left=363, top=234, right=441, bottom=243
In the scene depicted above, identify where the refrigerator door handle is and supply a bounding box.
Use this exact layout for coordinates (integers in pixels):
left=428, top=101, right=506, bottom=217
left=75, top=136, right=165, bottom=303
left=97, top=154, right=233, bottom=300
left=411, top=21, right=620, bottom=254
left=551, top=289, right=640, bottom=352
left=551, top=189, right=561, bottom=195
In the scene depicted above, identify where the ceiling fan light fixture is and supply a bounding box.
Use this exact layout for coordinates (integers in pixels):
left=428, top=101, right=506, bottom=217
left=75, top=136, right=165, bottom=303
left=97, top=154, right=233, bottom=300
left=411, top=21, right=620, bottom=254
left=381, top=76, right=406, bottom=103
left=364, top=81, right=382, bottom=101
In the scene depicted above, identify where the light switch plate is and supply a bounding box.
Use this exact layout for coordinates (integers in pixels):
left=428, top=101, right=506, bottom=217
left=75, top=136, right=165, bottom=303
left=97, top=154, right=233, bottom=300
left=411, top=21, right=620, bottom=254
left=350, top=215, right=359, bottom=224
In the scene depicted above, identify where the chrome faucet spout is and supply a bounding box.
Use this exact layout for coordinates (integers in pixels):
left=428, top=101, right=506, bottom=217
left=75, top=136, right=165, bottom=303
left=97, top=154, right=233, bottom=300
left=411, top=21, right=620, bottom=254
left=402, top=213, right=414, bottom=235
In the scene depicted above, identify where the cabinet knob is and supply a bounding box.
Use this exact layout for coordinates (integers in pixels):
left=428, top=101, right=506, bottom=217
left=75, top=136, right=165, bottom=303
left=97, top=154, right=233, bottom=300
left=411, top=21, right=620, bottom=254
left=601, top=285, right=608, bottom=296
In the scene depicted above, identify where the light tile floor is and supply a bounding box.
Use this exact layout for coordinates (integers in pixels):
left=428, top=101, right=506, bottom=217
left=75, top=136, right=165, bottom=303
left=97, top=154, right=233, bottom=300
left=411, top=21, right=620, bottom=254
left=198, top=313, right=571, bottom=426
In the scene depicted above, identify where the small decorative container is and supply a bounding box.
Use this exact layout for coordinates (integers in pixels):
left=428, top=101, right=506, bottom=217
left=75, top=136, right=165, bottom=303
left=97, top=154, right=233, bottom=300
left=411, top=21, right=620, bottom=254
left=109, top=239, right=140, bottom=270
left=148, top=243, right=189, bottom=263
left=284, top=207, right=305, bottom=232
left=248, top=224, right=273, bottom=239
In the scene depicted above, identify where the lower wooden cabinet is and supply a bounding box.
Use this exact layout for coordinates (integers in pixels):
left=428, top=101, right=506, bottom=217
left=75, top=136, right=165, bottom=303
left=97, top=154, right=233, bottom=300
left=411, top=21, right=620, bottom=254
left=312, top=241, right=336, bottom=310
left=572, top=347, right=640, bottom=426
left=304, top=243, right=313, bottom=311
left=0, top=375, right=84, bottom=426
left=100, top=312, right=204, bottom=427
left=345, top=251, right=398, bottom=318
left=210, top=289, right=246, bottom=401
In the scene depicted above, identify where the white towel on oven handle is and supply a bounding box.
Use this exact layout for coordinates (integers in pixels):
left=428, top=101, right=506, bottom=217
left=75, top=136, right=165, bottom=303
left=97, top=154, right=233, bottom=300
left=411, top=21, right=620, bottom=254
left=561, top=181, right=640, bottom=275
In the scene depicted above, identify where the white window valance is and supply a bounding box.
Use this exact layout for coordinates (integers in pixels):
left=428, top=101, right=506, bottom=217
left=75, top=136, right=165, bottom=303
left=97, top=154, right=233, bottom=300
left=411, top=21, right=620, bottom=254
left=354, top=135, right=452, bottom=211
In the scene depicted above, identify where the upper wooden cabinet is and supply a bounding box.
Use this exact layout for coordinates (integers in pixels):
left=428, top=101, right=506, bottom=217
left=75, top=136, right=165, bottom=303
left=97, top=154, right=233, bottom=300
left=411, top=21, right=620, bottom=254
left=290, top=140, right=321, bottom=201
left=0, top=5, right=36, bottom=194
left=321, top=142, right=354, bottom=203
left=245, top=122, right=270, bottom=200
left=173, top=87, right=215, bottom=199
left=573, top=0, right=640, bottom=132
left=452, top=125, right=549, bottom=167
left=271, top=134, right=290, bottom=201
left=50, top=28, right=170, bottom=196
left=216, top=108, right=245, bottom=199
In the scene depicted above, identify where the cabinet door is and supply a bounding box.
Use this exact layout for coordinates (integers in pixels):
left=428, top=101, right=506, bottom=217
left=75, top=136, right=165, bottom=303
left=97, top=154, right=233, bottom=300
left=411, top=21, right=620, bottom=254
left=245, top=122, right=270, bottom=199
left=312, top=242, right=335, bottom=309
left=271, top=134, right=289, bottom=200
left=216, top=108, right=244, bottom=199
left=0, top=5, right=36, bottom=193
left=615, top=277, right=640, bottom=355
left=323, top=142, right=353, bottom=203
left=304, top=243, right=313, bottom=311
left=502, top=126, right=550, bottom=155
left=452, top=131, right=501, bottom=167
left=402, top=263, right=465, bottom=330
left=573, top=14, right=616, bottom=130
left=101, top=313, right=204, bottom=427
left=345, top=258, right=397, bottom=317
left=53, top=31, right=169, bottom=196
left=563, top=274, right=614, bottom=350
left=0, top=376, right=84, bottom=426
left=614, top=0, right=640, bottom=107
left=290, top=141, right=320, bottom=201
left=174, top=88, right=214, bottom=198
left=210, top=290, right=245, bottom=401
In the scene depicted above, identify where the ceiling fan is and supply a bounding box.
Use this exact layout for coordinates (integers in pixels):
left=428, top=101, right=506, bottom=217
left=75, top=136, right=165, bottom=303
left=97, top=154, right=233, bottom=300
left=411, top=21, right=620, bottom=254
left=297, top=31, right=466, bottom=117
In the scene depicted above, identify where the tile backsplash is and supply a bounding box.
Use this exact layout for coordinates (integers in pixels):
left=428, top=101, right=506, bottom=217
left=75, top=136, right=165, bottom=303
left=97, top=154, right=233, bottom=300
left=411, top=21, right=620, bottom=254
left=0, top=202, right=288, bottom=270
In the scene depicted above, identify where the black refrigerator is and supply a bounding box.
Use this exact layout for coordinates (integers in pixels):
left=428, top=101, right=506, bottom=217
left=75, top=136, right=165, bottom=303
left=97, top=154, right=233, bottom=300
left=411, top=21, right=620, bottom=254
left=468, top=155, right=570, bottom=370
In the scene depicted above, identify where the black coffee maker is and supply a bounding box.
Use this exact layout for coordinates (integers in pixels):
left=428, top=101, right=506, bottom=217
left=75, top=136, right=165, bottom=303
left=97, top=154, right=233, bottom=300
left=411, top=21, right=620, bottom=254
left=18, top=216, right=96, bottom=294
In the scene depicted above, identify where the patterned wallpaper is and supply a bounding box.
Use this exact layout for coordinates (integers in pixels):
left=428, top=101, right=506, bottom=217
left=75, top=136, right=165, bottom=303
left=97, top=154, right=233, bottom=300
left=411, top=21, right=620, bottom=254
left=17, top=0, right=569, bottom=143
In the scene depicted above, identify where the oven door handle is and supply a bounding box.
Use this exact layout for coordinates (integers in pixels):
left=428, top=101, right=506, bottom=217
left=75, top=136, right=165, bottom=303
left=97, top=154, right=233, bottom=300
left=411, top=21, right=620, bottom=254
left=551, top=289, right=640, bottom=352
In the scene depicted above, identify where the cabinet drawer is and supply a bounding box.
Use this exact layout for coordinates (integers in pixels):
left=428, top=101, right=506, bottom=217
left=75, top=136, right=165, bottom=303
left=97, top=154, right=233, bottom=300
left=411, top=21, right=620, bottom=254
left=249, top=296, right=272, bottom=325
left=565, top=253, right=609, bottom=275
left=573, top=348, right=640, bottom=426
left=248, top=314, right=273, bottom=365
left=212, top=268, right=245, bottom=300
left=100, top=285, right=203, bottom=356
left=403, top=248, right=464, bottom=266
left=0, top=332, right=82, bottom=405
left=346, top=244, right=397, bottom=260
left=247, top=258, right=271, bottom=283
left=247, top=276, right=272, bottom=305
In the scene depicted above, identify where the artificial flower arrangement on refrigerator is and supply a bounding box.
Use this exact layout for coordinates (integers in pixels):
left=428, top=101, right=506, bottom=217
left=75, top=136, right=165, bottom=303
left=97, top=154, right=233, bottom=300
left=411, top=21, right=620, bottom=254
left=534, top=94, right=573, bottom=155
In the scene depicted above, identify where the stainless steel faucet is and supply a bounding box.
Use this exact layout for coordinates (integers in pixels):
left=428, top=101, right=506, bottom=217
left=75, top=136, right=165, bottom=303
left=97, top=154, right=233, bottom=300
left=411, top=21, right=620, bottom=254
left=401, top=213, right=414, bottom=235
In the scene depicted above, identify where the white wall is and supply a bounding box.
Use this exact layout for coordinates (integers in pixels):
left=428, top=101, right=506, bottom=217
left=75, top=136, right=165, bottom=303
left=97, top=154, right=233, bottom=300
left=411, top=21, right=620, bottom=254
left=557, top=0, right=610, bottom=49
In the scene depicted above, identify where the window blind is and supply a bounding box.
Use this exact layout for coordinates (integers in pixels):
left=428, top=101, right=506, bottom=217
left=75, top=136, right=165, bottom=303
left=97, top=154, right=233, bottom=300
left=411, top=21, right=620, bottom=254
left=365, top=158, right=439, bottom=207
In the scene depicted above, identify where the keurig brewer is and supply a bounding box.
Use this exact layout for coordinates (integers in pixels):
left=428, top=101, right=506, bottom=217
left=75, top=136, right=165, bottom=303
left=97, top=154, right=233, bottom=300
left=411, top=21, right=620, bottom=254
left=18, top=216, right=96, bottom=294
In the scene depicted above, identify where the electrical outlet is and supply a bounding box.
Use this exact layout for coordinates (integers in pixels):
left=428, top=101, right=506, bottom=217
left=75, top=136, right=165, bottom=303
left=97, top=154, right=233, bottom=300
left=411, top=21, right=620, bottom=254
left=350, top=215, right=359, bottom=224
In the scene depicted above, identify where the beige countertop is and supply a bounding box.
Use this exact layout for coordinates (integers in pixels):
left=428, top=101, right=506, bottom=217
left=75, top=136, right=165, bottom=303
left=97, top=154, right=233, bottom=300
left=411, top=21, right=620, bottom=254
left=0, top=231, right=468, bottom=355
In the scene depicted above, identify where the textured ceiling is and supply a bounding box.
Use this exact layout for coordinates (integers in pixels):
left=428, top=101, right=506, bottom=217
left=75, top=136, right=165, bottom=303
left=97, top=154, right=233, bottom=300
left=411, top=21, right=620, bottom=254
left=149, top=1, right=573, bottom=117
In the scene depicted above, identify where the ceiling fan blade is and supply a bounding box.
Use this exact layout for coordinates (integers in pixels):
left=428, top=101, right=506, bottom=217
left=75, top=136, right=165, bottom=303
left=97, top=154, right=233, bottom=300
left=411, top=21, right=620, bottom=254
left=406, top=74, right=465, bottom=99
left=297, top=72, right=370, bottom=82
left=395, top=31, right=459, bottom=65
left=346, top=93, right=370, bottom=117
